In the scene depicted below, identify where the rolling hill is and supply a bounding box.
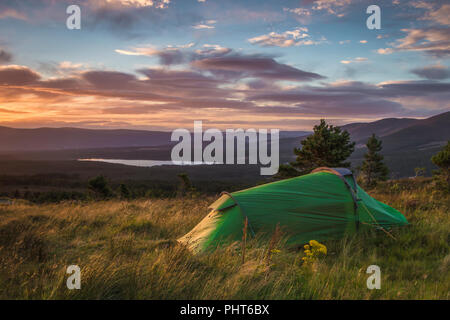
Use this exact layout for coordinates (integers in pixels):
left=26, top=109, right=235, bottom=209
left=341, top=111, right=449, bottom=150
left=380, top=111, right=450, bottom=152
left=344, top=111, right=450, bottom=177
left=0, top=126, right=309, bottom=151
left=0, top=127, right=172, bottom=151
left=0, top=112, right=448, bottom=178
left=341, top=117, right=419, bottom=142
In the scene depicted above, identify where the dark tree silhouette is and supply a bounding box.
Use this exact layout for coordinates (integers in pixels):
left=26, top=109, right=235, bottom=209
left=278, top=119, right=355, bottom=177
left=360, top=134, right=389, bottom=187
left=119, top=183, right=131, bottom=199
left=431, top=141, right=450, bottom=192
left=88, top=175, right=113, bottom=198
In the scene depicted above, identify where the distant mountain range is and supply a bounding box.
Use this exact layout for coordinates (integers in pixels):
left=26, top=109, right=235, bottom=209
left=341, top=111, right=450, bottom=152
left=343, top=111, right=450, bottom=177
left=341, top=118, right=419, bottom=143
left=0, top=112, right=447, bottom=153
left=275, top=111, right=448, bottom=177
left=0, top=126, right=310, bottom=151
left=0, top=111, right=448, bottom=178
left=0, top=127, right=173, bottom=151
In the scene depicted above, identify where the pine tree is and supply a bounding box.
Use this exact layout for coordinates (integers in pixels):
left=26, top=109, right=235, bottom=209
left=177, top=173, right=195, bottom=196
left=13, top=189, right=21, bottom=199
left=88, top=175, right=113, bottom=198
left=360, top=134, right=389, bottom=187
left=431, top=141, right=450, bottom=192
left=278, top=119, right=355, bottom=177
left=119, top=183, right=131, bottom=199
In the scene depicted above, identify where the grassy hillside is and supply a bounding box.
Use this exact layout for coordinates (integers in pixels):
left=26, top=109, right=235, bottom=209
left=0, top=178, right=448, bottom=299
left=0, top=126, right=171, bottom=151
left=341, top=118, right=419, bottom=142
left=380, top=112, right=450, bottom=152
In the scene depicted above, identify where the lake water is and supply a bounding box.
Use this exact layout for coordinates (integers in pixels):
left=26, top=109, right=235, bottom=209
left=78, top=159, right=216, bottom=167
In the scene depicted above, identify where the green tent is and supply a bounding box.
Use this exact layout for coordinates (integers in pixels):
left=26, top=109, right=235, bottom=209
left=178, top=167, right=408, bottom=252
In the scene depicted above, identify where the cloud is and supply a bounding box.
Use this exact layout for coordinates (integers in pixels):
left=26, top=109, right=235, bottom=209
left=192, top=53, right=325, bottom=82
left=248, top=27, right=323, bottom=47
left=359, top=40, right=367, bottom=44
left=284, top=7, right=311, bottom=16
left=391, top=27, right=450, bottom=57
left=116, top=44, right=195, bottom=56
left=323, top=79, right=450, bottom=98
left=0, top=8, right=27, bottom=20
left=340, top=57, right=368, bottom=64
left=36, top=67, right=224, bottom=102
left=103, top=0, right=171, bottom=9
left=283, top=7, right=312, bottom=23
left=117, top=46, right=324, bottom=82
left=0, top=33, right=447, bottom=130
left=410, top=1, right=435, bottom=10
left=0, top=65, right=40, bottom=85
left=39, top=77, right=84, bottom=90
left=59, top=61, right=84, bottom=69
left=92, top=6, right=144, bottom=36
left=311, top=0, right=353, bottom=17
left=193, top=24, right=214, bottom=29
left=193, top=20, right=216, bottom=29
left=421, top=3, right=450, bottom=26
left=115, top=43, right=195, bottom=65
left=0, top=60, right=323, bottom=115
left=82, top=70, right=138, bottom=90
left=377, top=79, right=450, bottom=90
left=0, top=107, right=28, bottom=114
left=215, top=7, right=283, bottom=24
left=155, top=50, right=186, bottom=65
left=194, top=44, right=232, bottom=57
left=115, top=48, right=155, bottom=56
left=247, top=79, right=450, bottom=117
left=137, top=68, right=216, bottom=84
left=87, top=0, right=201, bottom=37
left=0, top=50, right=12, bottom=64
left=173, top=43, right=196, bottom=49
left=377, top=48, right=394, bottom=55
left=248, top=92, right=404, bottom=117
left=57, top=61, right=89, bottom=75
left=410, top=64, right=450, bottom=80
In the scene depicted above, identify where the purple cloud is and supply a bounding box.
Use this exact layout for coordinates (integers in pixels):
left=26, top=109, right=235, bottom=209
left=192, top=54, right=325, bottom=82
left=0, top=65, right=40, bottom=85
left=0, top=49, right=12, bottom=64
left=411, top=65, right=450, bottom=80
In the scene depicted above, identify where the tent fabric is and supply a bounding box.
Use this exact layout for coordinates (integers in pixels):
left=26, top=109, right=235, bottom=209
left=178, top=168, right=408, bottom=253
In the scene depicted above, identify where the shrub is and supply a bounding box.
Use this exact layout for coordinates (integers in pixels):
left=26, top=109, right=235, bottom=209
left=88, top=175, right=113, bottom=199
left=431, top=141, right=449, bottom=192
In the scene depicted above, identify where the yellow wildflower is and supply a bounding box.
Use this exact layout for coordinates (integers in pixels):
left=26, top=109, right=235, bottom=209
left=301, top=240, right=327, bottom=266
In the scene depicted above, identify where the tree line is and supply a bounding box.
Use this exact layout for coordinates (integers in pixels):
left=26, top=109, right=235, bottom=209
left=4, top=119, right=448, bottom=203
left=277, top=119, right=449, bottom=192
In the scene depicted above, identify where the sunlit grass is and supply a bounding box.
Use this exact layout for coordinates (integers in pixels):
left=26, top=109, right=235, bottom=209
left=0, top=178, right=448, bottom=299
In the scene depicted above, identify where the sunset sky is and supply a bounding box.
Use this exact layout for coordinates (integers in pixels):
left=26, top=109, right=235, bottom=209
left=0, top=0, right=449, bottom=130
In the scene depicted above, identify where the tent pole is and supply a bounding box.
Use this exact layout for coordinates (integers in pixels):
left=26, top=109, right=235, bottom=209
left=221, top=191, right=256, bottom=237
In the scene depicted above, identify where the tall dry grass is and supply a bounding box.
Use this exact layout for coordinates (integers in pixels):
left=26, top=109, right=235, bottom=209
left=0, top=179, right=448, bottom=299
